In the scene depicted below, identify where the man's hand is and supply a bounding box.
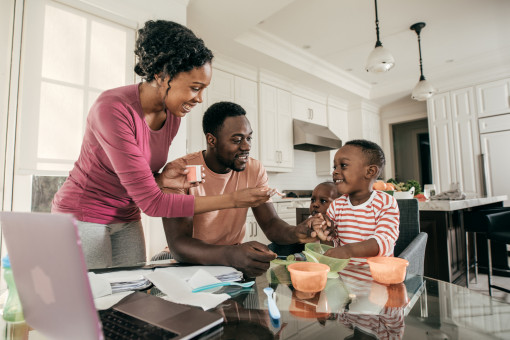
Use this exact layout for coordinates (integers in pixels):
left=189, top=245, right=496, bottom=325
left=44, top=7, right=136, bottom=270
left=231, top=187, right=276, bottom=208
left=228, top=241, right=277, bottom=278
left=156, top=159, right=204, bottom=189
left=293, top=221, right=320, bottom=244
left=307, top=213, right=334, bottom=242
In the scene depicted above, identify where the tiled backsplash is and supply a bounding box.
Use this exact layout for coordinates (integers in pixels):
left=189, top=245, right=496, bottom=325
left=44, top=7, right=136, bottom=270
left=267, top=150, right=331, bottom=192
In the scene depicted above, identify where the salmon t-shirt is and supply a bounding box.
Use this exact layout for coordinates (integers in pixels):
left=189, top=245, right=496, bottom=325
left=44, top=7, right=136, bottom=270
left=175, top=151, right=269, bottom=245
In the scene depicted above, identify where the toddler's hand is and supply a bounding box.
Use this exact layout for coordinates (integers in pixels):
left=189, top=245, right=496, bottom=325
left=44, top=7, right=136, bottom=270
left=324, top=246, right=350, bottom=259
left=307, top=213, right=333, bottom=242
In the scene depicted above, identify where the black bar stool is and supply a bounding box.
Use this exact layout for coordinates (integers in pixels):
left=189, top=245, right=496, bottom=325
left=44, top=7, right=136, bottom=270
left=484, top=210, right=510, bottom=296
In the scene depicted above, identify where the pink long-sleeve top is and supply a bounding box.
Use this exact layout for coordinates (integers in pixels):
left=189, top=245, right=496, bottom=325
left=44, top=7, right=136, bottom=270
left=52, top=83, right=195, bottom=224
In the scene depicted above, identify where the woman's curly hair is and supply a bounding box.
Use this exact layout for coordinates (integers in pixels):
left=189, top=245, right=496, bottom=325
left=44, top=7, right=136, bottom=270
left=134, top=20, right=213, bottom=83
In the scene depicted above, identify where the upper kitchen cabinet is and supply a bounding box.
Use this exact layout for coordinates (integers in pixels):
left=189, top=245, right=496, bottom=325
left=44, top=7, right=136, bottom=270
left=186, top=67, right=259, bottom=159
left=427, top=87, right=481, bottom=196
left=475, top=78, right=510, bottom=117
left=259, top=82, right=293, bottom=172
left=291, top=90, right=328, bottom=126
left=316, top=98, right=349, bottom=176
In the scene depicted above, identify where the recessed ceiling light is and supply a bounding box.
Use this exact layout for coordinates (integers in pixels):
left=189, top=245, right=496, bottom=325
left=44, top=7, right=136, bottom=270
left=445, top=59, right=454, bottom=63
left=346, top=68, right=353, bottom=72
left=302, top=45, right=311, bottom=50
left=371, top=81, right=378, bottom=85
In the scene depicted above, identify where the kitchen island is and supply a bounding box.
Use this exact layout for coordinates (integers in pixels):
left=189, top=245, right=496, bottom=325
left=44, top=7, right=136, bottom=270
left=418, top=195, right=508, bottom=284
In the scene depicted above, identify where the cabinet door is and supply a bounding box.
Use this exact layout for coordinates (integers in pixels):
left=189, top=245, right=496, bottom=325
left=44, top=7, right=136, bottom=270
left=476, top=78, right=510, bottom=117
left=277, top=89, right=294, bottom=169
left=480, top=130, right=510, bottom=207
left=259, top=83, right=279, bottom=167
left=207, top=69, right=235, bottom=104
left=235, top=76, right=259, bottom=160
left=186, top=101, right=207, bottom=153
left=292, top=95, right=327, bottom=126
left=450, top=88, right=481, bottom=196
left=428, top=93, right=457, bottom=193
left=243, top=216, right=257, bottom=243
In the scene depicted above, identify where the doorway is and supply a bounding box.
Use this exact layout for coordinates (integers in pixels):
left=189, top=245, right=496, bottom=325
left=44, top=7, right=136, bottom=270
left=392, top=119, right=432, bottom=187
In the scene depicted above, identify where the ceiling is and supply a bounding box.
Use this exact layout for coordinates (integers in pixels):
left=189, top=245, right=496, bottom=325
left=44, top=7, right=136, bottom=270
left=187, top=0, right=510, bottom=107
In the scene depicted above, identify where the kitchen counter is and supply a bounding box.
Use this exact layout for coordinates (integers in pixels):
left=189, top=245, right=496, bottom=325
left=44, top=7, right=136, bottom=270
left=419, top=195, right=508, bottom=284
left=419, top=195, right=508, bottom=211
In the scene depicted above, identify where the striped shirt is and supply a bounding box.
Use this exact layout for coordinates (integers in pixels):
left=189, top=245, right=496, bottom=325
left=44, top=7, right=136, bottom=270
left=326, top=190, right=400, bottom=265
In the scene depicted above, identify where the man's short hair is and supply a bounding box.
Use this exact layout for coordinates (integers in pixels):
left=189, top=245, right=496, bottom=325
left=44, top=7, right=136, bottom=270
left=202, top=101, right=246, bottom=136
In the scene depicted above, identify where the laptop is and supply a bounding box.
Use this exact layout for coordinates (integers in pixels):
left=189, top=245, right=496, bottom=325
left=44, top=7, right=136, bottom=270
left=0, top=212, right=223, bottom=340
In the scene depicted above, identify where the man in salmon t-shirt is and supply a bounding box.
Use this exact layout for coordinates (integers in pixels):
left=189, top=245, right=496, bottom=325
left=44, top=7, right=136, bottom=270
left=161, top=101, right=320, bottom=277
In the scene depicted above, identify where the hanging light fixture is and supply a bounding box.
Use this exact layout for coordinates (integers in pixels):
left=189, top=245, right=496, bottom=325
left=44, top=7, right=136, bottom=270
left=365, top=0, right=395, bottom=73
left=410, top=22, right=437, bottom=101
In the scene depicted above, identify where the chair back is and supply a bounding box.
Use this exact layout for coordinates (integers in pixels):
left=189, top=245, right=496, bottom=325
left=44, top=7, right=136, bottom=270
left=395, top=199, right=420, bottom=256
left=485, top=210, right=510, bottom=243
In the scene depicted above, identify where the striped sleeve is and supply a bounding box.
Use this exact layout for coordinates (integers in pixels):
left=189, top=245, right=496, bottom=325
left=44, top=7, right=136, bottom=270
left=367, top=192, right=400, bottom=256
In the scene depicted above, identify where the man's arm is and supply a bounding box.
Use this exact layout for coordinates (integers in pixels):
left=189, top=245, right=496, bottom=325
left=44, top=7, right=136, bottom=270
left=252, top=203, right=318, bottom=244
left=162, top=217, right=276, bottom=277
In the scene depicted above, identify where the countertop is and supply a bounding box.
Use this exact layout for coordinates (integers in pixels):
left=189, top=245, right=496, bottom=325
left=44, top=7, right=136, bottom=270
left=418, top=195, right=508, bottom=211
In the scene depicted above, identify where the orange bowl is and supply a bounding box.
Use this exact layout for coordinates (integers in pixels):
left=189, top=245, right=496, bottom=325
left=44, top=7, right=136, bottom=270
left=287, top=262, right=330, bottom=293
left=366, top=257, right=409, bottom=284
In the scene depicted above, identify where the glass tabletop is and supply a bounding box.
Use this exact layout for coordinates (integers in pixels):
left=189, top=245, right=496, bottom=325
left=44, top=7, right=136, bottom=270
left=207, top=263, right=510, bottom=339
left=2, top=263, right=509, bottom=339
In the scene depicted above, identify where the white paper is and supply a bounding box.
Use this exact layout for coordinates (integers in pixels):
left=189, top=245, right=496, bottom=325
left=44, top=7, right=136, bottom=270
left=88, top=272, right=112, bottom=299
left=94, top=291, right=133, bottom=310
left=145, top=270, right=229, bottom=310
left=188, top=268, right=222, bottom=290
left=154, top=265, right=242, bottom=282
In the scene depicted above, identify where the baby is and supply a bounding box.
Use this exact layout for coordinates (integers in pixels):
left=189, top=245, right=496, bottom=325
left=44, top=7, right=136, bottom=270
left=309, top=181, right=340, bottom=216
left=312, top=139, right=400, bottom=264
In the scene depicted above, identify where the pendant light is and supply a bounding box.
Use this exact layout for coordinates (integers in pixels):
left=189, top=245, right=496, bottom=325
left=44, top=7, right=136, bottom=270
left=410, top=22, right=437, bottom=101
left=365, top=0, right=395, bottom=73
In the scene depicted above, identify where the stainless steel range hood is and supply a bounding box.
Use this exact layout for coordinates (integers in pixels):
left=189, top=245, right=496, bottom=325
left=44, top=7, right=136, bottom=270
left=293, top=120, right=342, bottom=152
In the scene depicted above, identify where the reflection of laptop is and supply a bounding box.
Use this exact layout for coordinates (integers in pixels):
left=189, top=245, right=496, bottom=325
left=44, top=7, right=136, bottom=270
left=0, top=212, right=223, bottom=340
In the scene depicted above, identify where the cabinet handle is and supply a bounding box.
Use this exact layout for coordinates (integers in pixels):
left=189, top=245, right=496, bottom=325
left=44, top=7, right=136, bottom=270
left=279, top=151, right=282, bottom=163
left=308, top=108, right=313, bottom=120
left=254, top=222, right=257, bottom=237
left=248, top=222, right=253, bottom=237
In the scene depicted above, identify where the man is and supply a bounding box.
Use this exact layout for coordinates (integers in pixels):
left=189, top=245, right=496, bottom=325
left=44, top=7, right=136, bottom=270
left=162, top=101, right=323, bottom=277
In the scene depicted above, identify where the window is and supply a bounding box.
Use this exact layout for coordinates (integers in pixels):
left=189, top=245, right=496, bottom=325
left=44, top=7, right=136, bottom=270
left=13, top=0, right=136, bottom=210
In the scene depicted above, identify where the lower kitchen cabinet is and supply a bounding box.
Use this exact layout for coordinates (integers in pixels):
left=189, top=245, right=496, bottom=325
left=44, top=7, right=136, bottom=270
left=243, top=214, right=270, bottom=245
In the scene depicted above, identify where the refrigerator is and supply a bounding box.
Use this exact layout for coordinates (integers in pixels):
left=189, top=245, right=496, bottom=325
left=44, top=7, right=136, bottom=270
left=479, top=113, right=510, bottom=207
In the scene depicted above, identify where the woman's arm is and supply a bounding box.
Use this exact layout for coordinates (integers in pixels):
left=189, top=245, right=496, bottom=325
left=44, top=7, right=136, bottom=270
left=193, top=187, right=275, bottom=214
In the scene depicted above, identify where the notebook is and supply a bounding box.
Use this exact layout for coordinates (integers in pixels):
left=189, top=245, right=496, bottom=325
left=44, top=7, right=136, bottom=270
left=0, top=212, right=223, bottom=340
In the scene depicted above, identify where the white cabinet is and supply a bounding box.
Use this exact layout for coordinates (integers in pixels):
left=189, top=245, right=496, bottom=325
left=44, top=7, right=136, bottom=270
left=316, top=101, right=348, bottom=176
left=186, top=69, right=259, bottom=159
left=479, top=114, right=510, bottom=206
left=427, top=88, right=481, bottom=196
left=475, top=78, right=510, bottom=117
left=243, top=211, right=270, bottom=245
left=292, top=94, right=328, bottom=126
left=259, top=83, right=293, bottom=172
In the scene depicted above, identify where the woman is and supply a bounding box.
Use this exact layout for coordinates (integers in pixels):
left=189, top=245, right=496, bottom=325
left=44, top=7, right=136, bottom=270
left=52, top=20, right=272, bottom=269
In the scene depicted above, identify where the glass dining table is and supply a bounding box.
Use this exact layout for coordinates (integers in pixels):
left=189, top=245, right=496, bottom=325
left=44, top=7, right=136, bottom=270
left=2, top=263, right=509, bottom=339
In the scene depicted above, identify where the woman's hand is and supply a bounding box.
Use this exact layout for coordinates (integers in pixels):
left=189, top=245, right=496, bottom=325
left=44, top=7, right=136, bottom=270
left=156, top=159, right=204, bottom=189
left=231, top=187, right=276, bottom=208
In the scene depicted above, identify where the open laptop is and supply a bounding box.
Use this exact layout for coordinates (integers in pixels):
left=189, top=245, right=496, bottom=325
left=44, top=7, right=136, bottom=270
left=0, top=212, right=223, bottom=340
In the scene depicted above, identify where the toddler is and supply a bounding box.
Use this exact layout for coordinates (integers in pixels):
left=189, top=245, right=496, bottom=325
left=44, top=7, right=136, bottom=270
left=312, top=139, right=400, bottom=264
left=309, top=181, right=340, bottom=216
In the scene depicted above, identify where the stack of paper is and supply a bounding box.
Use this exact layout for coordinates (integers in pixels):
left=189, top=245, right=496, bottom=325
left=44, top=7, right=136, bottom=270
left=110, top=275, right=152, bottom=293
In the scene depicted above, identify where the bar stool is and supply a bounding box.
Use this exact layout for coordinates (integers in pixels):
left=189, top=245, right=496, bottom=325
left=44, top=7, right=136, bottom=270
left=464, top=207, right=510, bottom=288
left=484, top=210, right=510, bottom=296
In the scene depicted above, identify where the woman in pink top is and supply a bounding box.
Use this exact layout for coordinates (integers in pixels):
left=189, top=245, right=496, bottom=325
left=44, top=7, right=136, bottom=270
left=52, top=20, right=273, bottom=269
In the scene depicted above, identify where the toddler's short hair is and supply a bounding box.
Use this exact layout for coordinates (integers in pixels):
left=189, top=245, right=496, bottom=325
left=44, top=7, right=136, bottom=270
left=345, top=139, right=386, bottom=170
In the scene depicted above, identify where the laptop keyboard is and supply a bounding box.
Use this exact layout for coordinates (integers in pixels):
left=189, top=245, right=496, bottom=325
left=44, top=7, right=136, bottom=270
left=99, top=309, right=178, bottom=339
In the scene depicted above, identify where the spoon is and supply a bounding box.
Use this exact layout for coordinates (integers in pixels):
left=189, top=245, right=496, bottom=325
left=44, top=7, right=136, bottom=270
left=263, top=287, right=281, bottom=319
left=191, top=281, right=254, bottom=293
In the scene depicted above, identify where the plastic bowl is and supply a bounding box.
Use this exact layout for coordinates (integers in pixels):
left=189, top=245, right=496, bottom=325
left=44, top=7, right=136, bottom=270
left=366, top=257, right=409, bottom=284
left=303, top=243, right=350, bottom=277
left=287, top=262, right=330, bottom=293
